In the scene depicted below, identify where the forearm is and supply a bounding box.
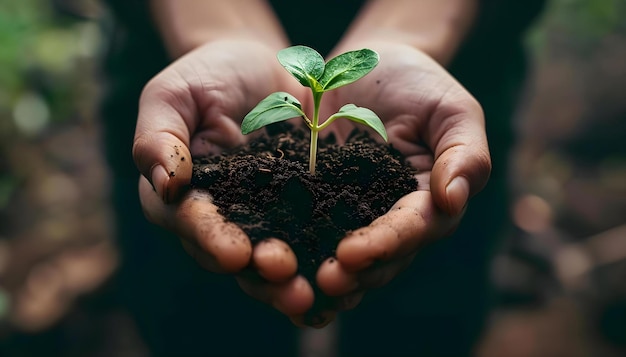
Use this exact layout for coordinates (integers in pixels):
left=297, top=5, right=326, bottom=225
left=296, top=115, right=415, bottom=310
left=335, top=0, right=479, bottom=66
left=150, top=0, right=288, bottom=58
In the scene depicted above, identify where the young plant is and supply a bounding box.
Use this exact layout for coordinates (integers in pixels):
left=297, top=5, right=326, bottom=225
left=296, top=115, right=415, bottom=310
left=241, top=45, right=387, bottom=174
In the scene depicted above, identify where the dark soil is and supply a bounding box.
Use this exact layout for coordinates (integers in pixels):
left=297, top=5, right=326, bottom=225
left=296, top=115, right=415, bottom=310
left=191, top=124, right=417, bottom=280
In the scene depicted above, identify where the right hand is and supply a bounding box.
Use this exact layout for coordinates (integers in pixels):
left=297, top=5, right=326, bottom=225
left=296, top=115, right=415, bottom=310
left=311, top=42, right=491, bottom=325
left=132, top=39, right=315, bottom=321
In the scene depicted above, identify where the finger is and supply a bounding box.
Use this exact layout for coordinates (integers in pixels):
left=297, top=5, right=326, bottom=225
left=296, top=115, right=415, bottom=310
left=251, top=238, right=297, bottom=283
left=335, top=191, right=458, bottom=272
left=139, top=175, right=173, bottom=227
left=180, top=239, right=222, bottom=272
left=316, top=258, right=358, bottom=296
left=425, top=94, right=492, bottom=216
left=236, top=274, right=315, bottom=317
left=355, top=253, right=415, bottom=289
left=334, top=291, right=365, bottom=311
left=272, top=276, right=315, bottom=316
left=133, top=78, right=197, bottom=203
left=139, top=177, right=251, bottom=273
left=317, top=254, right=415, bottom=296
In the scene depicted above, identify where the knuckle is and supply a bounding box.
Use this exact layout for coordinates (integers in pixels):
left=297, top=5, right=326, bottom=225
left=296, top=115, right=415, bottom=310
left=471, top=146, right=492, bottom=190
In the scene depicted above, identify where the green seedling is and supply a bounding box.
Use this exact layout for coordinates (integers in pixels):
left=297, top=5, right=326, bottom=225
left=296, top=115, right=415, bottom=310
left=241, top=45, right=387, bottom=174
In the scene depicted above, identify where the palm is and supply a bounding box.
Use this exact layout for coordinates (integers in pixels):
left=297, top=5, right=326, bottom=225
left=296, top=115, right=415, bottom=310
left=134, top=40, right=316, bottom=322
left=134, top=41, right=490, bottom=327
left=314, top=44, right=490, bottom=313
left=318, top=45, right=453, bottom=188
left=179, top=41, right=309, bottom=157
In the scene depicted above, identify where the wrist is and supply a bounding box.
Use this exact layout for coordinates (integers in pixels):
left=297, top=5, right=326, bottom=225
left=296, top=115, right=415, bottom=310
left=334, top=0, right=478, bottom=66
left=150, top=0, right=288, bottom=58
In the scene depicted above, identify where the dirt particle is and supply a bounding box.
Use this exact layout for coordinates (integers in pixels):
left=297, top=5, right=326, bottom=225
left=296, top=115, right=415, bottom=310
left=181, top=157, right=185, bottom=161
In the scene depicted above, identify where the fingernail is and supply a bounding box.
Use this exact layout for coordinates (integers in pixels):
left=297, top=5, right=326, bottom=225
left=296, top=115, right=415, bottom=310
left=151, top=164, right=170, bottom=203
left=338, top=291, right=365, bottom=310
left=445, top=176, right=469, bottom=216
left=304, top=311, right=336, bottom=328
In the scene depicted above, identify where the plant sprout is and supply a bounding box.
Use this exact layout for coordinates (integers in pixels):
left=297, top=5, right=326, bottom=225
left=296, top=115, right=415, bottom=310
left=241, top=45, right=387, bottom=174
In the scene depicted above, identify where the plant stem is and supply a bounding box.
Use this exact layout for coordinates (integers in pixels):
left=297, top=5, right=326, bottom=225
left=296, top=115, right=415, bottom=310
left=309, top=129, right=318, bottom=174
left=309, top=91, right=323, bottom=175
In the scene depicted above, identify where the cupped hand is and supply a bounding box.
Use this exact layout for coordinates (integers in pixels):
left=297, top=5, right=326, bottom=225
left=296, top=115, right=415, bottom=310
left=313, top=42, right=492, bottom=321
left=132, top=40, right=315, bottom=320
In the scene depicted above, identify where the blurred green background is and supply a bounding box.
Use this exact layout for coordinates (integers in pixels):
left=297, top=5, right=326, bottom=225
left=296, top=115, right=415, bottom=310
left=0, top=0, right=119, bottom=348
left=0, top=0, right=625, bottom=355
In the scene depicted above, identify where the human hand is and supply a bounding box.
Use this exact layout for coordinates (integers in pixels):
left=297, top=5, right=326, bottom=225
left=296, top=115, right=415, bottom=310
left=311, top=42, right=492, bottom=323
left=132, top=40, right=316, bottom=320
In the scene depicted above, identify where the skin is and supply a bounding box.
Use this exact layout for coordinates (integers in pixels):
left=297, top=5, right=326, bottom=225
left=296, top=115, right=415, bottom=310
left=133, top=0, right=490, bottom=327
left=310, top=42, right=490, bottom=325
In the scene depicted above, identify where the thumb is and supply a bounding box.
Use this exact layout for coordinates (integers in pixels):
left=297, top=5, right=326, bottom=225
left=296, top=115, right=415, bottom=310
left=132, top=78, right=196, bottom=204
left=428, top=98, right=492, bottom=216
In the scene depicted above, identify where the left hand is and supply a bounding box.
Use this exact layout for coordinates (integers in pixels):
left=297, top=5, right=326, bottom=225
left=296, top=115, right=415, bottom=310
left=132, top=40, right=316, bottom=322
left=304, top=42, right=492, bottom=326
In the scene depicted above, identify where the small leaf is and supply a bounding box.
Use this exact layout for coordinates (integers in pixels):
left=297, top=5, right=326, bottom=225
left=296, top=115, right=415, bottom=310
left=241, top=92, right=305, bottom=134
left=318, top=49, right=379, bottom=91
left=277, top=46, right=325, bottom=89
left=332, top=104, right=387, bottom=141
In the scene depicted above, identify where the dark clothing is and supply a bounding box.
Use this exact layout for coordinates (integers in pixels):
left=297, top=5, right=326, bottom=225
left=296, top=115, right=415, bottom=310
left=101, top=1, right=545, bottom=356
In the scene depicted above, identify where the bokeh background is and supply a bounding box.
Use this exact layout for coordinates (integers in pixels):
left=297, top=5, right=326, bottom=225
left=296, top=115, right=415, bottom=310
left=0, top=0, right=625, bottom=356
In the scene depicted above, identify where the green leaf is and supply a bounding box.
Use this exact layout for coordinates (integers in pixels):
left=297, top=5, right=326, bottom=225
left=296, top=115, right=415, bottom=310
left=330, top=104, right=387, bottom=141
left=277, top=46, right=325, bottom=90
left=318, top=49, right=379, bottom=91
left=241, top=92, right=305, bottom=134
